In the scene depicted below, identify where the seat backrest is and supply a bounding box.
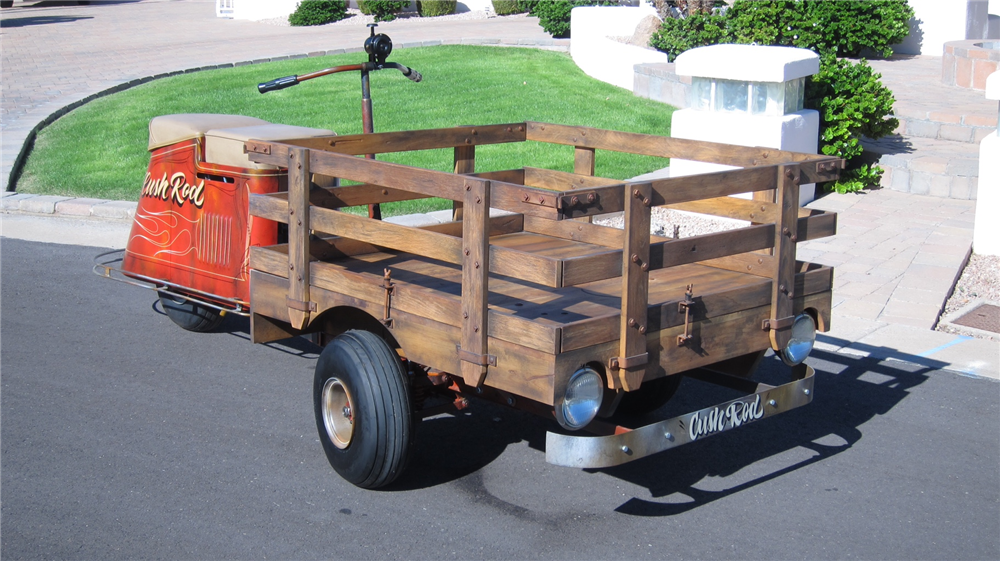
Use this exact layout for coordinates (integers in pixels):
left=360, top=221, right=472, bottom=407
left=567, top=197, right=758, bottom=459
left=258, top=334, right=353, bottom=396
left=148, top=114, right=271, bottom=151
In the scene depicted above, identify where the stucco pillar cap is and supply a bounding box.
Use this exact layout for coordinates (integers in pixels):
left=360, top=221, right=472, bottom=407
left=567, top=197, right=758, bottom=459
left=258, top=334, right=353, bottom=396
left=674, top=44, right=820, bottom=82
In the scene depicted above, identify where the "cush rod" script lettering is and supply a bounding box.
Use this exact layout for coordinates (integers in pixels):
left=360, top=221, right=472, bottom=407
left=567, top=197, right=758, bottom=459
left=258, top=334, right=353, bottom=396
left=142, top=172, right=205, bottom=208
left=687, top=394, right=765, bottom=441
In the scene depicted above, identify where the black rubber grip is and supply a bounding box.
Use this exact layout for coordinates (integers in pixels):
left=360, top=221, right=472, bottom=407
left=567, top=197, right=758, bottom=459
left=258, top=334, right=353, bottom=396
left=405, top=69, right=422, bottom=83
left=257, top=75, right=299, bottom=94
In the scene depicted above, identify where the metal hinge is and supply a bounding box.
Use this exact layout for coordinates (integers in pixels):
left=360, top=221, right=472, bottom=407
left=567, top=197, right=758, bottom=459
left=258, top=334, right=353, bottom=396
left=285, top=297, right=317, bottom=312
left=456, top=347, right=497, bottom=367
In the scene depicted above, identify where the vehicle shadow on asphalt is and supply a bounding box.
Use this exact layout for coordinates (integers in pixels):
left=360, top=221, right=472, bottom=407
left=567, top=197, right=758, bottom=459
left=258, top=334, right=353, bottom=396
left=198, top=308, right=941, bottom=510
left=393, top=349, right=941, bottom=511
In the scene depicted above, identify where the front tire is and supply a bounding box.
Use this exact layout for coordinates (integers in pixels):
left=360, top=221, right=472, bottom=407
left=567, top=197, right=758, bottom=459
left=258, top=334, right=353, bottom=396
left=158, top=292, right=225, bottom=332
left=314, top=330, right=413, bottom=489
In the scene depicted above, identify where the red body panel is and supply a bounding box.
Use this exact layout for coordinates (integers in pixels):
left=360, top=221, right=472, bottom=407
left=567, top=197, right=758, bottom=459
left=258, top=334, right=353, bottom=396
left=122, top=139, right=282, bottom=307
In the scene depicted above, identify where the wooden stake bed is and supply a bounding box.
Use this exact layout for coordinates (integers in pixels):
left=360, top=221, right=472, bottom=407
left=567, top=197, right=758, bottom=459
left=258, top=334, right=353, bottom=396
left=244, top=122, right=842, bottom=408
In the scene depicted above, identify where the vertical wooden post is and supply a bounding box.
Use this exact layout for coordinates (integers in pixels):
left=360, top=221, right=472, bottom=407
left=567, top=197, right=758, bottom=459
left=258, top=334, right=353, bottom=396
left=616, top=182, right=652, bottom=391
left=459, top=178, right=492, bottom=387
left=574, top=146, right=596, bottom=176
left=452, top=145, right=475, bottom=221
left=286, top=146, right=313, bottom=330
left=768, top=164, right=800, bottom=351
left=574, top=147, right=596, bottom=223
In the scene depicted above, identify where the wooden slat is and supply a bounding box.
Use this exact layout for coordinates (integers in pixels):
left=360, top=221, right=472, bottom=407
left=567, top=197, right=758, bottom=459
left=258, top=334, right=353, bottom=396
left=249, top=192, right=288, bottom=224
left=650, top=165, right=779, bottom=206
left=460, top=180, right=492, bottom=387
left=309, top=205, right=464, bottom=264
left=666, top=196, right=778, bottom=223
left=286, top=146, right=312, bottom=330
left=276, top=123, right=527, bottom=156
left=524, top=122, right=829, bottom=167
left=523, top=167, right=621, bottom=191
left=651, top=224, right=774, bottom=269
left=701, top=252, right=777, bottom=278
left=616, top=182, right=652, bottom=391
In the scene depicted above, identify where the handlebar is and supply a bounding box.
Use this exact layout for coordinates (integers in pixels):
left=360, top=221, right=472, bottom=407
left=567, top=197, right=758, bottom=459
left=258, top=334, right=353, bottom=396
left=258, top=62, right=421, bottom=94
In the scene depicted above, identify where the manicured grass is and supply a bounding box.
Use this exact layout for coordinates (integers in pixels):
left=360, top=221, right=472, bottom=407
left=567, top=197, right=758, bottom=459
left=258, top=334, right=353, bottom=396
left=18, top=46, right=674, bottom=216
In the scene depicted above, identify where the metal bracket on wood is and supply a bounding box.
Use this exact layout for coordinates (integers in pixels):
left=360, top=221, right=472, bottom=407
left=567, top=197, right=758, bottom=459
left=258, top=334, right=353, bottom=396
left=677, top=283, right=696, bottom=347
left=762, top=316, right=795, bottom=330
left=381, top=268, right=394, bottom=328
left=456, top=346, right=497, bottom=367
left=556, top=191, right=599, bottom=210
left=608, top=353, right=648, bottom=371
left=285, top=297, right=317, bottom=312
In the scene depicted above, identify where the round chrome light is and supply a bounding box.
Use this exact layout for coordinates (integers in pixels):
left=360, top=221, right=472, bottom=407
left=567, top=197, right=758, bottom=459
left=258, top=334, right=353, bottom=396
left=780, top=313, right=816, bottom=366
left=556, top=367, right=604, bottom=430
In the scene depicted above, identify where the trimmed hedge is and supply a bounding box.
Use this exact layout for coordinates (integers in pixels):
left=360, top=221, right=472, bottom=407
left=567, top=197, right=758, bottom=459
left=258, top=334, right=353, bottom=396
left=357, top=0, right=409, bottom=21
left=491, top=0, right=523, bottom=16
left=288, top=0, right=347, bottom=26
left=417, top=0, right=456, bottom=17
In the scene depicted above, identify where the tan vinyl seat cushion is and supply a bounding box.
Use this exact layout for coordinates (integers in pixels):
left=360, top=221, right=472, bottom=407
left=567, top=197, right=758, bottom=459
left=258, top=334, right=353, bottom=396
left=204, top=124, right=336, bottom=169
left=148, top=114, right=271, bottom=151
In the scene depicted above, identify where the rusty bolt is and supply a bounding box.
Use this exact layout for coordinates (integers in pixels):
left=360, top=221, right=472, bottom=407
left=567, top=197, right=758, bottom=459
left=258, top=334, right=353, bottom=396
left=474, top=326, right=480, bottom=333
left=465, top=184, right=471, bottom=191
left=523, top=194, right=531, bottom=202
left=631, top=254, right=640, bottom=263
left=638, top=326, right=647, bottom=335
left=464, top=249, right=470, bottom=256
left=791, top=234, right=798, bottom=242
left=463, top=312, right=468, bottom=319
left=476, top=196, right=482, bottom=204
left=539, top=197, right=545, bottom=204
left=289, top=264, right=294, bottom=271
left=289, top=209, right=295, bottom=215
left=571, top=196, right=580, bottom=206
left=474, top=261, right=480, bottom=269
left=382, top=189, right=389, bottom=195
left=628, top=318, right=637, bottom=328
left=785, top=170, right=795, bottom=180
left=587, top=193, right=596, bottom=203
left=633, top=189, right=641, bottom=199
left=641, top=263, right=649, bottom=272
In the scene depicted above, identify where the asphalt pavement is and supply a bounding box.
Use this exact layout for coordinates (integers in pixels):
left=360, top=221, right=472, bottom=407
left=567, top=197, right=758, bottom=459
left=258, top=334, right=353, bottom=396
left=2, top=238, right=998, bottom=559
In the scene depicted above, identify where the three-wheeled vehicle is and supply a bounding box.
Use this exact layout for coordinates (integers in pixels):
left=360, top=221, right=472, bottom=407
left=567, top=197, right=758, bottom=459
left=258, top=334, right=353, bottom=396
left=97, top=28, right=842, bottom=489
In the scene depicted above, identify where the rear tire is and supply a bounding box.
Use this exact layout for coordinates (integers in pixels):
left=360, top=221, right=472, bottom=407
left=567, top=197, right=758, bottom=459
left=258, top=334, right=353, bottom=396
left=314, top=330, right=413, bottom=489
left=616, top=374, right=682, bottom=417
left=158, top=292, right=225, bottom=333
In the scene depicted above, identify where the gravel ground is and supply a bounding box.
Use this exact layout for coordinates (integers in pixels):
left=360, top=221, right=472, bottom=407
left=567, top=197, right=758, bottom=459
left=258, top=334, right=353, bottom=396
left=256, top=9, right=527, bottom=28
left=938, top=253, right=1000, bottom=340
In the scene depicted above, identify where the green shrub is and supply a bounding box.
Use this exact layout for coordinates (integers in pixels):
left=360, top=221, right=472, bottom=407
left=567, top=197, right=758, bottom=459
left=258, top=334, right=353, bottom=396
left=806, top=55, right=898, bottom=192
left=288, top=0, right=347, bottom=26
left=648, top=10, right=730, bottom=59
left=518, top=0, right=541, bottom=14
left=648, top=0, right=912, bottom=192
left=417, top=0, right=456, bottom=16
left=358, top=0, right=409, bottom=21
left=492, top=0, right=523, bottom=16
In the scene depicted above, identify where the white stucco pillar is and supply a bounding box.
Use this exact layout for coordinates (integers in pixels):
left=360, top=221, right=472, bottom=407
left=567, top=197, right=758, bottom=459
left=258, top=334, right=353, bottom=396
left=973, top=71, right=1000, bottom=256
left=669, top=44, right=820, bottom=206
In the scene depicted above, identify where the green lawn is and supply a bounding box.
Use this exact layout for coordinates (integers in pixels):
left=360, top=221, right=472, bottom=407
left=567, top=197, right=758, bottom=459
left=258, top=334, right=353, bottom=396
left=18, top=46, right=674, bottom=216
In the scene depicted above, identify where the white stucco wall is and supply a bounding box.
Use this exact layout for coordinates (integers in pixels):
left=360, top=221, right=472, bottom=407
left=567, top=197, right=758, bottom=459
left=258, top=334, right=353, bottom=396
left=669, top=109, right=820, bottom=206
left=973, top=72, right=1000, bottom=255
left=895, top=0, right=994, bottom=56
left=570, top=5, right=670, bottom=90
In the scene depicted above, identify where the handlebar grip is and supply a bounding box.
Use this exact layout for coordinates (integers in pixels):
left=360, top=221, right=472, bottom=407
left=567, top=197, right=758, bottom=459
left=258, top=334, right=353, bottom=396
left=405, top=69, right=422, bottom=83
left=258, top=75, right=299, bottom=94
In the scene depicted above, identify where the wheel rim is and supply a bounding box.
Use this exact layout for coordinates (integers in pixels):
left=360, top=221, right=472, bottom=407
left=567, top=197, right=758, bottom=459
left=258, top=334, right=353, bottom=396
left=321, top=378, right=355, bottom=449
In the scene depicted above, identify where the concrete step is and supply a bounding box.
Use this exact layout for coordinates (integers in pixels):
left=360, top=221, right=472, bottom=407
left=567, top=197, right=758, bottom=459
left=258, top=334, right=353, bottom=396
left=861, top=135, right=980, bottom=200
left=895, top=112, right=996, bottom=144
